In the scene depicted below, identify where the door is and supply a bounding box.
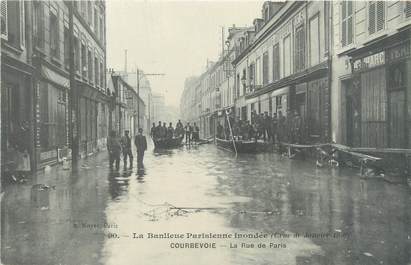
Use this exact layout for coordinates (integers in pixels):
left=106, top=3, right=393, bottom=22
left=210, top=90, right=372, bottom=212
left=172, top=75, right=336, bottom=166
left=346, top=79, right=362, bottom=147
left=389, top=91, right=406, bottom=148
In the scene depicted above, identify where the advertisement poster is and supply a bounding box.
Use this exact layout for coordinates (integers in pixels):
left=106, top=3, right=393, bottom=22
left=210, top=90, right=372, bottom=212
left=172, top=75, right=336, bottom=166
left=1, top=1, right=411, bottom=264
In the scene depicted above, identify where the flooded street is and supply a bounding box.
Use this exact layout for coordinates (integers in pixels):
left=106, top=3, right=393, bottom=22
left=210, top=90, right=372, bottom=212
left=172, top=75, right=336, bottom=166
left=2, top=143, right=411, bottom=265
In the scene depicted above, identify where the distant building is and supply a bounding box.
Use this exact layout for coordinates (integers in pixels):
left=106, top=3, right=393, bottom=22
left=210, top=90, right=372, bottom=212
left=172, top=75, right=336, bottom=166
left=121, top=70, right=153, bottom=133
left=107, top=70, right=145, bottom=137
left=180, top=25, right=252, bottom=138
left=152, top=93, right=167, bottom=124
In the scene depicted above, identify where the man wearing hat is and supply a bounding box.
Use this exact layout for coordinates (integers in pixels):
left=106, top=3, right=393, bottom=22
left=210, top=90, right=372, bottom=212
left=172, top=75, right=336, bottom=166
left=134, top=128, right=147, bottom=169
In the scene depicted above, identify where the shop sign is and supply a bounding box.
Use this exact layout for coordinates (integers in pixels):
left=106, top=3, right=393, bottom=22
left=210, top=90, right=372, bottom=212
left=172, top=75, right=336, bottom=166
left=352, top=51, right=385, bottom=72
left=386, top=42, right=410, bottom=63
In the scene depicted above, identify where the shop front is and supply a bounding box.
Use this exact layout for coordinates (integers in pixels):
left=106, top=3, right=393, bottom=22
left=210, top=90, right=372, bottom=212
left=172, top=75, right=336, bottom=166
left=1, top=57, right=34, bottom=175
left=38, top=65, right=69, bottom=167
left=345, top=39, right=410, bottom=148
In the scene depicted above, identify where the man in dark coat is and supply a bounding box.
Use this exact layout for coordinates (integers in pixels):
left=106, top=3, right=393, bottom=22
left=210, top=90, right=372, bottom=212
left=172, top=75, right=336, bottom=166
left=107, top=130, right=121, bottom=170
left=156, top=121, right=163, bottom=139
left=134, top=128, right=147, bottom=169
left=216, top=122, right=223, bottom=139
left=193, top=122, right=200, bottom=143
left=167, top=123, right=174, bottom=139
left=272, top=113, right=278, bottom=145
left=150, top=123, right=156, bottom=139
left=120, top=130, right=133, bottom=169
left=185, top=122, right=192, bottom=144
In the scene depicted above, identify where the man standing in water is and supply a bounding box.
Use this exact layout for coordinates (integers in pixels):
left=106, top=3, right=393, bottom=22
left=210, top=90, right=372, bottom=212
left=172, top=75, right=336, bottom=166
left=150, top=123, right=156, bottom=139
left=107, top=130, right=121, bottom=170
left=120, top=130, right=133, bottom=169
left=185, top=122, right=192, bottom=144
left=134, top=128, right=147, bottom=169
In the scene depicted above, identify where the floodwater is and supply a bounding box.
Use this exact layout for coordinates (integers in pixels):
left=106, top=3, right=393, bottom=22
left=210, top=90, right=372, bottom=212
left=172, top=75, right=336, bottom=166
left=1, top=143, right=411, bottom=265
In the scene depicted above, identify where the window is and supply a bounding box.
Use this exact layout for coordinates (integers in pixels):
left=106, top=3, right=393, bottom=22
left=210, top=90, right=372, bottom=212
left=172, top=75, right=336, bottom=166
left=262, top=51, right=269, bottom=85
left=1, top=0, right=7, bottom=39
left=242, top=69, right=246, bottom=95
left=283, top=35, right=291, bottom=77
left=94, top=7, right=98, bottom=37
left=309, top=15, right=320, bottom=66
left=50, top=8, right=59, bottom=58
left=33, top=2, right=44, bottom=48
left=341, top=1, right=354, bottom=46
left=6, top=1, right=21, bottom=48
left=88, top=49, right=93, bottom=83
left=264, top=7, right=270, bottom=22
left=64, top=26, right=70, bottom=68
left=81, top=43, right=87, bottom=77
left=81, top=1, right=87, bottom=19
left=95, top=56, right=99, bottom=86
left=249, top=63, right=255, bottom=89
left=272, top=43, right=280, bottom=81
left=368, top=1, right=385, bottom=35
left=295, top=25, right=305, bottom=72
left=88, top=1, right=93, bottom=26
left=406, top=2, right=411, bottom=18
left=256, top=57, right=261, bottom=85
left=74, top=36, right=80, bottom=73
left=100, top=61, right=104, bottom=89
left=99, top=16, right=104, bottom=42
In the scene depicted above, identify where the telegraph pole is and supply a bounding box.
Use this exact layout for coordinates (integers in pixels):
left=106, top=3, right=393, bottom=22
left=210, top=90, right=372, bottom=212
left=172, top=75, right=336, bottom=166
left=137, top=69, right=140, bottom=129
left=134, top=67, right=165, bottom=130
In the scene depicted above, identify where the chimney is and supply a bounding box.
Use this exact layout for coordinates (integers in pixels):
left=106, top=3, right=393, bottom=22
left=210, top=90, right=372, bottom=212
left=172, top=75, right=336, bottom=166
left=124, top=49, right=128, bottom=73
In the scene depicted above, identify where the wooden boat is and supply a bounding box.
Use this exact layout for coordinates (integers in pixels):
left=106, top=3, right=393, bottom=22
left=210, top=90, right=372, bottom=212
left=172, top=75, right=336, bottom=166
left=215, top=138, right=258, bottom=153
left=153, top=136, right=184, bottom=149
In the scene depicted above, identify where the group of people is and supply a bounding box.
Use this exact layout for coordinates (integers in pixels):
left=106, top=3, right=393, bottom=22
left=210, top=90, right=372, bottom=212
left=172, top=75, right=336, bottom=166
left=150, top=120, right=184, bottom=140
left=106, top=128, right=147, bottom=171
left=150, top=120, right=200, bottom=144
left=217, top=110, right=303, bottom=144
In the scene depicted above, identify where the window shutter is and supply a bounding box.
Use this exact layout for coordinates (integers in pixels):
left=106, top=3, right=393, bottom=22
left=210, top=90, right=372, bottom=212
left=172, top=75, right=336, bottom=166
left=376, top=1, right=385, bottom=31
left=406, top=2, right=411, bottom=18
left=347, top=16, right=353, bottom=45
left=1, top=0, right=8, bottom=40
left=369, top=2, right=376, bottom=34
left=342, top=19, right=347, bottom=46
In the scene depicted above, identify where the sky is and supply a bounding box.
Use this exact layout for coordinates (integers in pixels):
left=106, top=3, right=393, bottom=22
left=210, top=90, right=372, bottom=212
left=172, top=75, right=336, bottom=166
left=106, top=0, right=264, bottom=107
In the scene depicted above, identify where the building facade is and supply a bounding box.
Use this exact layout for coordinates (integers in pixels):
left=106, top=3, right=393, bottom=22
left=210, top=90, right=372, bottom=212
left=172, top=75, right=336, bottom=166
left=1, top=0, right=109, bottom=171
left=232, top=1, right=332, bottom=143
left=122, top=70, right=153, bottom=133
left=331, top=1, right=411, bottom=148
left=181, top=26, right=250, bottom=139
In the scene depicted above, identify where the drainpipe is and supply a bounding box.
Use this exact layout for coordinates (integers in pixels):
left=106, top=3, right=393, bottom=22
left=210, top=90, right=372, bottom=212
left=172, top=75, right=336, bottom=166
left=69, top=1, right=79, bottom=169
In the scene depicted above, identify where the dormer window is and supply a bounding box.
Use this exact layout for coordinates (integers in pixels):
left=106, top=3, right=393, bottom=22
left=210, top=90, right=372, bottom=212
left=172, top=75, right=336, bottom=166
left=264, top=7, right=270, bottom=22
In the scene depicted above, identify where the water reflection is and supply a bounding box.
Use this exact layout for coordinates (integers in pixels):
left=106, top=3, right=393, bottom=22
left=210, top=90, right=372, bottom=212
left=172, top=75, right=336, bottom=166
left=108, top=170, right=131, bottom=200
left=2, top=145, right=411, bottom=265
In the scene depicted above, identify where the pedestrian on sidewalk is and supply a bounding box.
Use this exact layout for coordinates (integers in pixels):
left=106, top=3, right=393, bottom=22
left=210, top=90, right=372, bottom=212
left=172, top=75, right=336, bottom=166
left=107, top=130, right=121, bottom=170
left=134, top=128, right=147, bottom=169
left=120, top=130, right=133, bottom=169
